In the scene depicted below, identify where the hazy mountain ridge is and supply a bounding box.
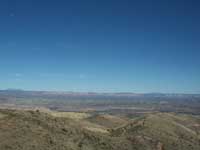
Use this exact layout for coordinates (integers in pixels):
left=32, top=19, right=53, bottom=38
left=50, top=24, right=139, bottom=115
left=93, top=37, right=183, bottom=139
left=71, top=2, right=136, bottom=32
left=1, top=90, right=200, bottom=97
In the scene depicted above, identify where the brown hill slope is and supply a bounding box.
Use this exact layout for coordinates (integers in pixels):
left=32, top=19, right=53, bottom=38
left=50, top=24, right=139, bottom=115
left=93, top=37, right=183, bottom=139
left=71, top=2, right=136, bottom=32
left=0, top=109, right=200, bottom=150
left=111, top=113, right=200, bottom=150
left=0, top=109, right=127, bottom=150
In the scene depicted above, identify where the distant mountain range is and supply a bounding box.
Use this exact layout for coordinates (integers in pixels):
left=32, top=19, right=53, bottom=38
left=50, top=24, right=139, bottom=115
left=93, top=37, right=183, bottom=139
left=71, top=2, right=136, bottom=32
left=0, top=89, right=200, bottom=98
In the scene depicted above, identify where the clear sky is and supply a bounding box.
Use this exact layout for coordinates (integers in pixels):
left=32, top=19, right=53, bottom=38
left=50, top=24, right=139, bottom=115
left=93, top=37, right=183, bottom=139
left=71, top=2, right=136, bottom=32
left=0, top=0, right=200, bottom=93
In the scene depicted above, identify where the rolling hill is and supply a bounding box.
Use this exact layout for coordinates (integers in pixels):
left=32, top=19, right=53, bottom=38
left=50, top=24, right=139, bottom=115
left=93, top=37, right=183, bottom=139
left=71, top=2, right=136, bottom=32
left=0, top=109, right=199, bottom=150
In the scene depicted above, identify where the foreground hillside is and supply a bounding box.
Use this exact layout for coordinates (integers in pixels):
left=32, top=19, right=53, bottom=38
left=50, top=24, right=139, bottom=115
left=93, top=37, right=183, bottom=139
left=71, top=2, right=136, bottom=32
left=0, top=109, right=199, bottom=150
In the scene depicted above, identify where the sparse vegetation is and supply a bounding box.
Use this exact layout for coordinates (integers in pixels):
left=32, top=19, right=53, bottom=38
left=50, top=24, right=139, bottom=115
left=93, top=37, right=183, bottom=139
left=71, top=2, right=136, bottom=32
left=0, top=91, right=200, bottom=149
left=0, top=109, right=200, bottom=150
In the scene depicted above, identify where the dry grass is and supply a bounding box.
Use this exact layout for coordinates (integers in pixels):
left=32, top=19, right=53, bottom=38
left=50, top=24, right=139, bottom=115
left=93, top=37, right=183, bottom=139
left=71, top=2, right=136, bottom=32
left=87, top=114, right=128, bottom=128
left=50, top=111, right=91, bottom=120
left=0, top=109, right=200, bottom=150
left=0, top=112, right=7, bottom=119
left=84, top=126, right=109, bottom=133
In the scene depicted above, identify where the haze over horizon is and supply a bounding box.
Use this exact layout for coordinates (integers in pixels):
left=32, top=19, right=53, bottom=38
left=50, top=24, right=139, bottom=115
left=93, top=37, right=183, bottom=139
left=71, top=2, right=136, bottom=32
left=1, top=88, right=200, bottom=95
left=0, top=0, right=200, bottom=93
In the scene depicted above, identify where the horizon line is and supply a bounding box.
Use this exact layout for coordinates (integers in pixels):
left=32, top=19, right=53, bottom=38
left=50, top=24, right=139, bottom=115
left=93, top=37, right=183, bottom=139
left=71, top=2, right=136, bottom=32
left=1, top=88, right=200, bottom=95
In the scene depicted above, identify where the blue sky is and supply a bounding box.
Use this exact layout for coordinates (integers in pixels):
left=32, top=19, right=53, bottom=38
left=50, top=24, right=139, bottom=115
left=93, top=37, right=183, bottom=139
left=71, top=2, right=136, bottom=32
left=0, top=0, right=200, bottom=93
